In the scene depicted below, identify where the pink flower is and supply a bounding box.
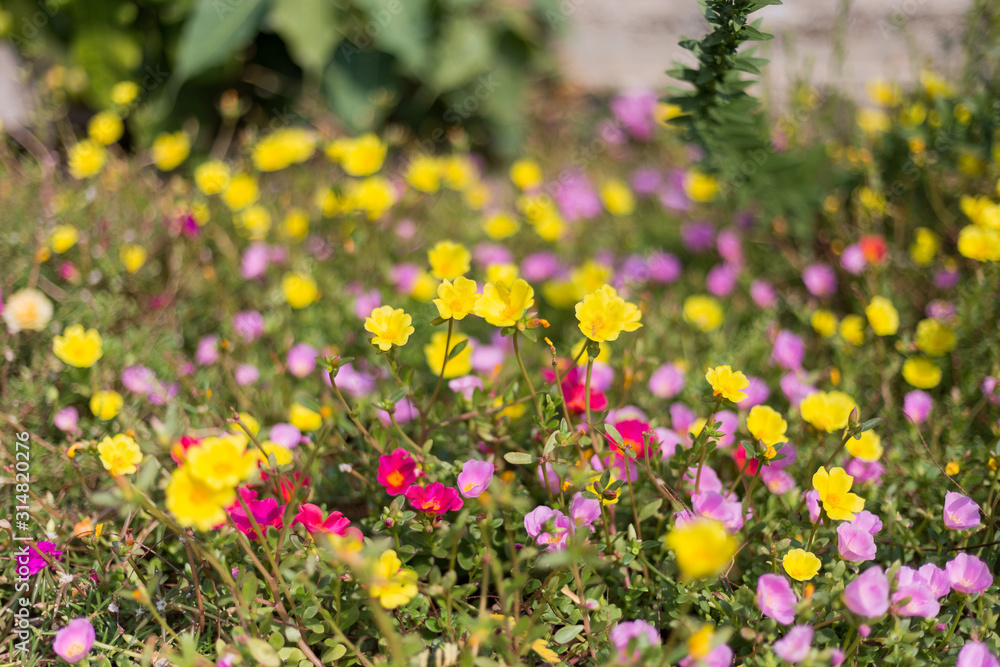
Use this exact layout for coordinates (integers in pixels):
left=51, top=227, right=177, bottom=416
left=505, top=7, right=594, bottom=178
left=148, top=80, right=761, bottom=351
left=761, top=467, right=795, bottom=494
left=741, top=376, right=771, bottom=409
left=840, top=244, right=867, bottom=274
left=750, top=280, right=778, bottom=309
left=957, top=642, right=1000, bottom=667
left=944, top=492, right=981, bottom=530
left=680, top=643, right=733, bottom=667
left=802, top=263, right=837, bottom=297
left=706, top=263, right=739, bottom=297
left=22, top=541, right=63, bottom=576
left=683, top=466, right=722, bottom=495
left=609, top=619, right=660, bottom=662
left=242, top=243, right=271, bottom=279
left=293, top=503, right=362, bottom=540
left=670, top=402, right=697, bottom=436
left=902, top=390, right=933, bottom=423
left=234, top=364, right=259, bottom=386
left=287, top=343, right=318, bottom=378
left=268, top=423, right=302, bottom=449
left=54, top=407, right=79, bottom=434
left=649, top=363, right=685, bottom=399
left=772, top=330, right=805, bottom=371
left=377, top=449, right=417, bottom=496
left=448, top=375, right=482, bottom=400
left=376, top=397, right=417, bottom=426
left=780, top=372, right=817, bottom=407
left=947, top=553, right=993, bottom=595
left=845, top=458, right=885, bottom=485
left=844, top=566, right=889, bottom=618
left=122, top=364, right=156, bottom=395
left=195, top=335, right=219, bottom=365
left=404, top=482, right=463, bottom=514
left=229, top=488, right=284, bottom=539
left=917, top=563, right=952, bottom=599
left=610, top=90, right=658, bottom=141
left=757, top=574, right=798, bottom=625
left=648, top=252, right=682, bottom=283
left=232, top=310, right=265, bottom=342
left=353, top=289, right=382, bottom=321
left=805, top=490, right=822, bottom=524
left=693, top=491, right=744, bottom=534
left=891, top=583, right=940, bottom=618
left=569, top=492, right=602, bottom=532
left=52, top=618, right=95, bottom=663
left=456, top=460, right=494, bottom=498
left=773, top=625, right=813, bottom=663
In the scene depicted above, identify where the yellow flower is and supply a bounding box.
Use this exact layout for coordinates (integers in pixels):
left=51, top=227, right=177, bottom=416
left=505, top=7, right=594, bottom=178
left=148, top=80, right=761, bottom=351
left=600, top=179, right=635, bottom=216
left=915, top=318, right=956, bottom=357
left=120, top=244, right=147, bottom=274
left=282, top=272, right=319, bottom=309
left=194, top=160, right=231, bottom=196
left=683, top=295, right=724, bottom=332
left=656, top=102, right=685, bottom=127
left=812, top=466, right=865, bottom=521
left=846, top=430, right=882, bottom=462
left=365, top=306, right=414, bottom=351
left=687, top=626, right=715, bottom=660
left=110, top=81, right=139, bottom=106
left=569, top=339, right=611, bottom=365
left=186, top=434, right=257, bottom=490
left=434, top=277, right=480, bottom=320
left=746, top=405, right=788, bottom=448
left=370, top=550, right=419, bottom=609
left=236, top=205, right=271, bottom=240
left=440, top=154, right=476, bottom=190
left=570, top=260, right=612, bottom=297
left=252, top=128, right=315, bottom=171
left=339, top=133, right=387, bottom=176
left=222, top=174, right=260, bottom=211
left=68, top=140, right=107, bottom=179
left=865, top=296, right=899, bottom=336
left=90, top=390, right=123, bottom=420
left=289, top=403, right=323, bottom=432
left=909, top=227, right=939, bottom=266
left=585, top=474, right=621, bottom=506
left=405, top=155, right=441, bottom=193
left=50, top=225, right=79, bottom=254
left=97, top=434, right=142, bottom=476
left=347, top=176, right=396, bottom=220
left=945, top=461, right=959, bottom=476
left=427, top=241, right=471, bottom=280
left=482, top=212, right=520, bottom=239
left=238, top=412, right=260, bottom=436
left=920, top=70, right=954, bottom=100
left=839, top=314, right=865, bottom=346
left=151, top=131, right=190, bottom=171
left=509, top=158, right=542, bottom=190
left=664, top=518, right=739, bottom=578
left=811, top=309, right=838, bottom=338
left=424, top=331, right=473, bottom=379
left=256, top=441, right=294, bottom=467
left=166, top=467, right=236, bottom=531
left=782, top=548, right=822, bottom=581
left=574, top=284, right=641, bottom=342
left=88, top=111, right=124, bottom=146
left=531, top=640, right=560, bottom=664
left=857, top=108, right=891, bottom=135
left=902, top=356, right=941, bottom=389
left=705, top=365, right=749, bottom=403
left=684, top=170, right=718, bottom=202
left=866, top=80, right=901, bottom=107
left=282, top=209, right=309, bottom=240
left=2, top=288, right=53, bottom=333
left=799, top=391, right=857, bottom=433
left=486, top=263, right=518, bottom=287
left=473, top=279, right=534, bottom=327
left=53, top=324, right=104, bottom=368
left=409, top=271, right=437, bottom=302
left=957, top=225, right=1000, bottom=262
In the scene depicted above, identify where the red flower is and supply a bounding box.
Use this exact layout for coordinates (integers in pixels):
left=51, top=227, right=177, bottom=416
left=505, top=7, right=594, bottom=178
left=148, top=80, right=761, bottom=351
left=859, top=234, right=888, bottom=264
left=548, top=364, right=608, bottom=415
left=404, top=482, right=464, bottom=514
left=377, top=449, right=417, bottom=496
left=732, top=446, right=760, bottom=476
left=293, top=503, right=363, bottom=540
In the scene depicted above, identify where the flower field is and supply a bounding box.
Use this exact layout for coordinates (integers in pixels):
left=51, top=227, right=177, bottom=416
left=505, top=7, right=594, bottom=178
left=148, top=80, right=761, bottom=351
left=4, top=3, right=1000, bottom=666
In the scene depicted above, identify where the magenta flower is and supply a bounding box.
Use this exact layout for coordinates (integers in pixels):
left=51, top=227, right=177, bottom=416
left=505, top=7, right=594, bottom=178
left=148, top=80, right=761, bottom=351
left=802, top=263, right=837, bottom=297
left=377, top=449, right=417, bottom=496
left=717, top=229, right=743, bottom=266
left=524, top=506, right=560, bottom=538
left=757, top=574, right=798, bottom=625
left=680, top=221, right=715, bottom=252
left=293, top=504, right=362, bottom=540
left=944, top=492, right=982, bottom=530
left=845, top=458, right=885, bottom=485
left=780, top=372, right=817, bottom=408
left=631, top=168, right=662, bottom=196
left=521, top=252, right=560, bottom=282
left=652, top=427, right=682, bottom=461
left=376, top=397, right=417, bottom=426
left=609, top=619, right=660, bottom=662
left=352, top=289, right=382, bottom=320
left=553, top=171, right=602, bottom=222
left=647, top=252, right=682, bottom=283
left=24, top=541, right=63, bottom=575
left=947, top=553, right=993, bottom=594
left=404, top=482, right=464, bottom=514
left=683, top=466, right=722, bottom=495
left=750, top=279, right=778, bottom=309
left=456, top=460, right=494, bottom=498
left=649, top=363, right=685, bottom=399
left=286, top=342, right=318, bottom=378
left=772, top=330, right=805, bottom=371
left=773, top=625, right=813, bottom=663
left=844, top=566, right=890, bottom=618
left=957, top=642, right=1000, bottom=667
left=903, top=390, right=933, bottom=423
left=659, top=170, right=692, bottom=212
left=741, top=376, right=771, bottom=410
left=229, top=488, right=284, bottom=539
left=52, top=618, right=95, bottom=663
left=232, top=310, right=265, bottom=342
left=610, top=90, right=658, bottom=141
left=706, top=263, right=739, bottom=297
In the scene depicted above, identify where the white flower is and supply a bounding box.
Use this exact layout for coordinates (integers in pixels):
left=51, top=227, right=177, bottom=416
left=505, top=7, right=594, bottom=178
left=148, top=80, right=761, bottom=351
left=108, top=602, right=119, bottom=613
left=2, top=288, right=53, bottom=333
left=338, top=463, right=354, bottom=473
left=59, top=574, right=74, bottom=585
left=155, top=598, right=166, bottom=612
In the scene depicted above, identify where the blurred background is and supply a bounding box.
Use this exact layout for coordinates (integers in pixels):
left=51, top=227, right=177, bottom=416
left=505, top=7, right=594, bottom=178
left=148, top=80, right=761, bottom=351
left=0, top=0, right=992, bottom=156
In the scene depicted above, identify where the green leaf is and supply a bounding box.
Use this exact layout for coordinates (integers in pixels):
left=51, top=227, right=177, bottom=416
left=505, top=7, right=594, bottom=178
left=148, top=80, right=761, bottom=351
left=604, top=422, right=623, bottom=446
left=246, top=638, right=281, bottom=667
left=859, top=418, right=883, bottom=432
left=173, top=0, right=271, bottom=82
left=429, top=16, right=495, bottom=91
left=504, top=452, right=535, bottom=465
left=638, top=499, right=662, bottom=522
left=355, top=0, right=431, bottom=76
left=323, top=48, right=399, bottom=131
left=446, top=338, right=469, bottom=361
left=269, top=0, right=342, bottom=79
left=553, top=625, right=584, bottom=644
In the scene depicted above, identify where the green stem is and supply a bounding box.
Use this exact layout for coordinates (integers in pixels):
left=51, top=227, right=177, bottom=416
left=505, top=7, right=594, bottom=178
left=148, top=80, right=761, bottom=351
left=512, top=330, right=544, bottom=423
left=423, top=318, right=454, bottom=430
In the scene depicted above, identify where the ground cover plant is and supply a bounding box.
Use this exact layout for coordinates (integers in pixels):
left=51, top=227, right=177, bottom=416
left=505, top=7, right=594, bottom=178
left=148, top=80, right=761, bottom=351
left=3, top=1, right=1000, bottom=666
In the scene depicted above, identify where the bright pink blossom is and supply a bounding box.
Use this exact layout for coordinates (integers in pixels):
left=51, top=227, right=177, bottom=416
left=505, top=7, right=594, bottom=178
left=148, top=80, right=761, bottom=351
left=404, top=482, right=463, bottom=514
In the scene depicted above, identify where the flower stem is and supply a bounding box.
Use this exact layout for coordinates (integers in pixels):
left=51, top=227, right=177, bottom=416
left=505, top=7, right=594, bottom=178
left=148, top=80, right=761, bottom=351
left=512, top=329, right=544, bottom=423
left=421, top=318, right=454, bottom=434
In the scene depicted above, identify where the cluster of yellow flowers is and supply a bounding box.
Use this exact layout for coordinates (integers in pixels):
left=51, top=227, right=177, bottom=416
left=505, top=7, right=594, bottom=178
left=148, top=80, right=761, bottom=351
left=957, top=194, right=1000, bottom=262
